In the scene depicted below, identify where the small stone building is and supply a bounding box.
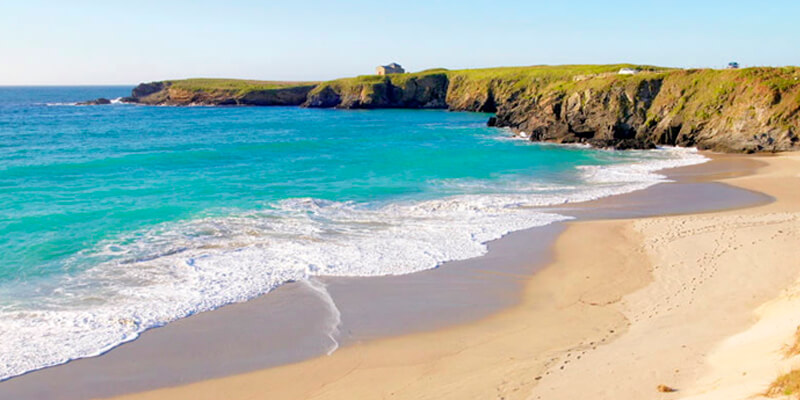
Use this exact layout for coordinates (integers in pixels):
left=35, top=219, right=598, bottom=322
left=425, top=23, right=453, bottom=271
left=376, top=63, right=405, bottom=75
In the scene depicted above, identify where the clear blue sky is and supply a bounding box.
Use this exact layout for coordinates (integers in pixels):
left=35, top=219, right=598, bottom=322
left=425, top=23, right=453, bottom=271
left=1, top=0, right=798, bottom=85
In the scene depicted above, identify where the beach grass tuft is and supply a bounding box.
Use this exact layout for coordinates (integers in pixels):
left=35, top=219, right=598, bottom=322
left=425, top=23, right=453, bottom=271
left=656, top=384, right=677, bottom=393
left=787, top=326, right=800, bottom=357
left=767, top=369, right=800, bottom=398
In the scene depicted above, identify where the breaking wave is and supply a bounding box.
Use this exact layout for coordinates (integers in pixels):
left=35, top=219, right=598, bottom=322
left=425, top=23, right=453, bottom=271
left=0, top=146, right=706, bottom=381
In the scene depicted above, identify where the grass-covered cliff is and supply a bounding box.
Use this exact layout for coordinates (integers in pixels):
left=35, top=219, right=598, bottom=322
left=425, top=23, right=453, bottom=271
left=302, top=64, right=665, bottom=110
left=122, top=65, right=800, bottom=152
left=302, top=70, right=450, bottom=109
left=126, top=78, right=317, bottom=106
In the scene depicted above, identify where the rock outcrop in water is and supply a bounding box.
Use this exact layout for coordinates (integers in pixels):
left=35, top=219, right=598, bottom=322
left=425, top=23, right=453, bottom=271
left=77, top=98, right=112, bottom=105
left=117, top=65, right=800, bottom=152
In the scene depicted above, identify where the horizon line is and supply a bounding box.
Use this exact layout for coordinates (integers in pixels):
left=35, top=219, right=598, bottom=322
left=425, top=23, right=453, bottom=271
left=2, top=62, right=797, bottom=87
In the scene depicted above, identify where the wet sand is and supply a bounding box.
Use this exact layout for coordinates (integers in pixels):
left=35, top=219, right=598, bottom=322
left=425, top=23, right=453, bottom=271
left=0, top=153, right=777, bottom=400
left=106, top=152, right=799, bottom=400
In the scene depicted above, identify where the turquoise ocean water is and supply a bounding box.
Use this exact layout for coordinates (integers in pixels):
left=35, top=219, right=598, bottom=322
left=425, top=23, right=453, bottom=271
left=0, top=87, right=704, bottom=379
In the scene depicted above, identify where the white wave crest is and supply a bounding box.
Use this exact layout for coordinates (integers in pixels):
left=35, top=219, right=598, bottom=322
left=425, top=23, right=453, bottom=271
left=0, top=146, right=707, bottom=381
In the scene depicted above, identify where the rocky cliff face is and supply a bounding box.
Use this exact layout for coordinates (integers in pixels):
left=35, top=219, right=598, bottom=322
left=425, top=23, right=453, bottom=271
left=488, top=69, right=800, bottom=152
left=303, top=73, right=448, bottom=109
left=488, top=77, right=664, bottom=149
left=120, top=66, right=800, bottom=152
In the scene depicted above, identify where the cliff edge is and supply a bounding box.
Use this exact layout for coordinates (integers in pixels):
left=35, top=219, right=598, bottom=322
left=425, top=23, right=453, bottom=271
left=122, top=65, right=800, bottom=153
left=124, top=79, right=317, bottom=106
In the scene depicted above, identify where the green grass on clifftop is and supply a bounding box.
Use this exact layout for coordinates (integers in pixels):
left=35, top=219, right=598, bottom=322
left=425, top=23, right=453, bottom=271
left=447, top=64, right=666, bottom=79
left=448, top=64, right=670, bottom=98
left=306, top=64, right=670, bottom=99
left=164, top=65, right=800, bottom=100
left=156, top=66, right=800, bottom=127
left=168, top=78, right=318, bottom=94
left=315, top=64, right=666, bottom=86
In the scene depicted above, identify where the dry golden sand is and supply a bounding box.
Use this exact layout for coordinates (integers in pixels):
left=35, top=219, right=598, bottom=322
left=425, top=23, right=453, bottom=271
left=531, top=153, right=800, bottom=400
left=107, top=153, right=800, bottom=400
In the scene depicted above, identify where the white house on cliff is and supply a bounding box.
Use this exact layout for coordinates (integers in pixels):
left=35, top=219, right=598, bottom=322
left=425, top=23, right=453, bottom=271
left=376, top=63, right=405, bottom=75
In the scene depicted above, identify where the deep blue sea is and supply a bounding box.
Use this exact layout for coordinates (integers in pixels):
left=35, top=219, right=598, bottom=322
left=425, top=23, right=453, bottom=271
left=0, top=86, right=705, bottom=379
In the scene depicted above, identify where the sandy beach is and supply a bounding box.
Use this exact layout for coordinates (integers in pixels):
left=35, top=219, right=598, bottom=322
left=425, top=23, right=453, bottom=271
left=0, top=152, right=789, bottom=400
left=82, top=152, right=796, bottom=400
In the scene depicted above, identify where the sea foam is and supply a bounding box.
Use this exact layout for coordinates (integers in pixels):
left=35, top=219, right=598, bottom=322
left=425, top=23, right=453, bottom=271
left=0, top=146, right=706, bottom=381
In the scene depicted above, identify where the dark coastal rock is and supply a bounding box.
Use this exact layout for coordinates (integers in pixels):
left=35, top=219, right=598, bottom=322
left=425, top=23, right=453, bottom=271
left=304, top=86, right=341, bottom=108
left=393, top=74, right=449, bottom=108
left=488, top=79, right=665, bottom=148
left=131, top=82, right=167, bottom=98
left=488, top=72, right=799, bottom=153
left=303, top=73, right=448, bottom=109
left=77, top=98, right=112, bottom=105
left=588, top=138, right=657, bottom=150
left=239, top=87, right=313, bottom=106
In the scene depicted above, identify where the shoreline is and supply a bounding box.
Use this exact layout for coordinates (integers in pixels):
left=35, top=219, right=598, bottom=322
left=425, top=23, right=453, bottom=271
left=529, top=152, right=800, bottom=399
left=0, top=152, right=783, bottom=399
left=109, top=151, right=799, bottom=400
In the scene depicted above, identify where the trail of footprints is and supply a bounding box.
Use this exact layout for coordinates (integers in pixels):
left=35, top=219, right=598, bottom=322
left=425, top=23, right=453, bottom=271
left=629, top=213, right=796, bottom=325
left=526, top=212, right=799, bottom=397
left=528, top=334, right=618, bottom=400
